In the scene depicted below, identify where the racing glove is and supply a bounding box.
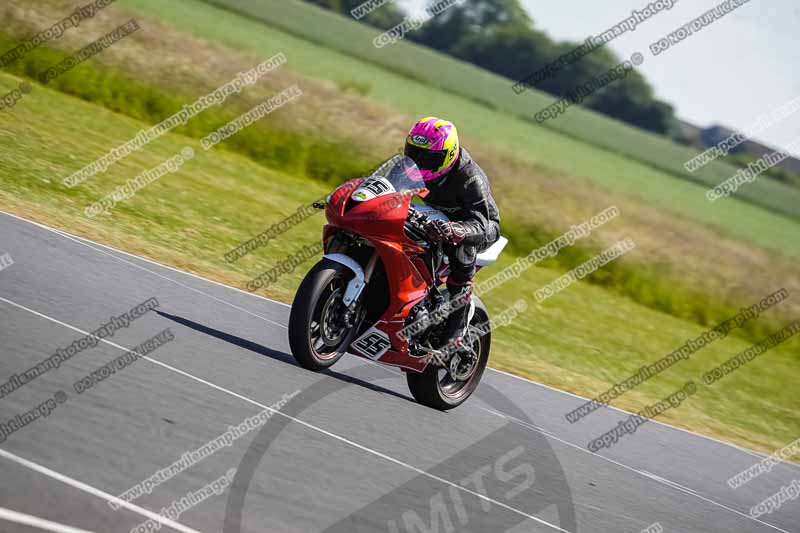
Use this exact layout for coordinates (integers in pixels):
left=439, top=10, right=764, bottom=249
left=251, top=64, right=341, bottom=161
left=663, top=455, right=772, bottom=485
left=423, top=219, right=468, bottom=246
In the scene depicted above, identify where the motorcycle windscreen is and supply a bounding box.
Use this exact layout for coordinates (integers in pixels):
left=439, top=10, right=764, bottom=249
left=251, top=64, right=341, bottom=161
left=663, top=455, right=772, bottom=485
left=351, top=155, right=428, bottom=203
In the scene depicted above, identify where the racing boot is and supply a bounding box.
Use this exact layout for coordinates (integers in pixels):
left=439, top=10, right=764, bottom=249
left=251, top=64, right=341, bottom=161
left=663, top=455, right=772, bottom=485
left=440, top=281, right=473, bottom=350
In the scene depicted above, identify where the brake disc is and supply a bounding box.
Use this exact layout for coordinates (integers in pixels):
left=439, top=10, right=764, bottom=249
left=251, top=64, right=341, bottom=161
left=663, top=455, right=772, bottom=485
left=448, top=345, right=478, bottom=381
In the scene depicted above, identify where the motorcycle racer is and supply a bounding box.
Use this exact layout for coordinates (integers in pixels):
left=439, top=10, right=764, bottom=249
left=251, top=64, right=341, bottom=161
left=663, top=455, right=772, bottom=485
left=403, top=116, right=501, bottom=347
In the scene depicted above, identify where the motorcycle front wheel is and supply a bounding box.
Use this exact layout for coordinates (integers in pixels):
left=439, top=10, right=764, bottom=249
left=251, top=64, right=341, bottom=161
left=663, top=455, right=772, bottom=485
left=288, top=258, right=360, bottom=371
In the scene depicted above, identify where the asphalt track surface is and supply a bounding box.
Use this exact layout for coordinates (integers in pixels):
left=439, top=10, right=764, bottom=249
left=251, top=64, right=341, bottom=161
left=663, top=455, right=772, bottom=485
left=0, top=210, right=798, bottom=533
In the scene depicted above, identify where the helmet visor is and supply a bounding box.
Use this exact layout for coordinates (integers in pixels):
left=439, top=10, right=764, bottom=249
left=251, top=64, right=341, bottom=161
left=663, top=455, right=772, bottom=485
left=404, top=142, right=447, bottom=171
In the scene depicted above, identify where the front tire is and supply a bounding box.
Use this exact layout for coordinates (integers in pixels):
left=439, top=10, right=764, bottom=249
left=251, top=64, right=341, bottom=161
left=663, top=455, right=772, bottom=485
left=406, top=296, right=491, bottom=410
left=289, top=258, right=358, bottom=371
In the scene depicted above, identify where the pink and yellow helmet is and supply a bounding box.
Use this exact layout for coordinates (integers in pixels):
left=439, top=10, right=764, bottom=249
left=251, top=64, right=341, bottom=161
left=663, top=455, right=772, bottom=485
left=404, top=117, right=460, bottom=182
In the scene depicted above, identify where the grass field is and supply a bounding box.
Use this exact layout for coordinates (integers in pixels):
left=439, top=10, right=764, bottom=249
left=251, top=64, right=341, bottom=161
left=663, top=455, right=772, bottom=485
left=1, top=71, right=798, bottom=455
left=116, top=0, right=800, bottom=256
left=187, top=0, right=800, bottom=221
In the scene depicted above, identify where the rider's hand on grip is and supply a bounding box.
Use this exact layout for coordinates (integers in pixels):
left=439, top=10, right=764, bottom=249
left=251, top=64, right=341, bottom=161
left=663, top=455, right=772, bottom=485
left=423, top=219, right=466, bottom=246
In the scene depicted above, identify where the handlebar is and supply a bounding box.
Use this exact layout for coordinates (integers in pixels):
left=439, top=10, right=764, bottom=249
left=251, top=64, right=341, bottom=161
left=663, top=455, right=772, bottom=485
left=405, top=206, right=430, bottom=244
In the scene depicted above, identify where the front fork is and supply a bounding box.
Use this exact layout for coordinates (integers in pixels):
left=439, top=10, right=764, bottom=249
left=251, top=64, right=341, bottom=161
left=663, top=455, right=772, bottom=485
left=323, top=248, right=378, bottom=322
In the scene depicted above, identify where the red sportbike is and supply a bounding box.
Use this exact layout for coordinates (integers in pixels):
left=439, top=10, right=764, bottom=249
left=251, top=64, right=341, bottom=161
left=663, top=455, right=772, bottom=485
left=288, top=155, right=508, bottom=409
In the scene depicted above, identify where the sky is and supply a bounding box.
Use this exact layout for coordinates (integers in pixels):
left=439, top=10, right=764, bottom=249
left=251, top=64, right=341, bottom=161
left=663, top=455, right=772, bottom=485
left=397, top=0, right=800, bottom=156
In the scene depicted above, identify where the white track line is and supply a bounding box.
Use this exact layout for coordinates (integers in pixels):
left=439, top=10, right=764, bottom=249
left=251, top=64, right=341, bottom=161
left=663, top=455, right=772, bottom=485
left=0, top=211, right=408, bottom=382
left=478, top=406, right=793, bottom=533
left=50, top=227, right=286, bottom=330
left=0, top=210, right=289, bottom=309
left=0, top=507, right=96, bottom=533
left=0, top=209, right=791, bottom=465
left=0, top=295, right=570, bottom=533
left=638, top=470, right=700, bottom=496
left=0, top=451, right=202, bottom=533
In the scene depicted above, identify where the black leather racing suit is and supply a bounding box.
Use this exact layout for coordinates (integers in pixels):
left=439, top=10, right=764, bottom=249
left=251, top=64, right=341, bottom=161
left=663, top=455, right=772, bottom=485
left=422, top=148, right=501, bottom=286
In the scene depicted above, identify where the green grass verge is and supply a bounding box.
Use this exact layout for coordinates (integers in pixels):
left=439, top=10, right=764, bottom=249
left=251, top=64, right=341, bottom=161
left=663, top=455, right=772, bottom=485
left=116, top=0, right=800, bottom=259
left=191, top=0, right=800, bottom=221
left=0, top=32, right=377, bottom=187
left=0, top=73, right=797, bottom=455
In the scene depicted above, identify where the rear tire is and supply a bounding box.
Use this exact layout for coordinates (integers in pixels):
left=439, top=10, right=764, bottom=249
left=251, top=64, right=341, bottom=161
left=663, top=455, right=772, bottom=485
left=289, top=258, right=358, bottom=371
left=406, top=296, right=491, bottom=410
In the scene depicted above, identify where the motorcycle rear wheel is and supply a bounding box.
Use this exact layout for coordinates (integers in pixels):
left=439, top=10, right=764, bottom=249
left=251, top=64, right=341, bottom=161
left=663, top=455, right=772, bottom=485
left=406, top=296, right=491, bottom=410
left=289, top=258, right=359, bottom=371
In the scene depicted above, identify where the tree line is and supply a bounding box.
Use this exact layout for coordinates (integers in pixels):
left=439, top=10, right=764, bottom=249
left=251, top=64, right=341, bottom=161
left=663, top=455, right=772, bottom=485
left=303, top=0, right=676, bottom=135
